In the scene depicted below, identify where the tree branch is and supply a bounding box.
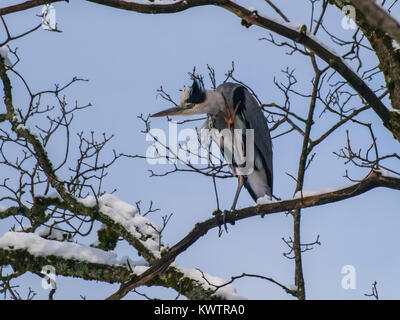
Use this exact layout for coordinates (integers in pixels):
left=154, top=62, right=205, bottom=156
left=107, top=170, right=400, bottom=300
left=4, top=2, right=397, bottom=139
left=84, top=0, right=398, bottom=141
left=349, top=0, right=400, bottom=47
left=0, top=0, right=67, bottom=16
left=0, top=243, right=226, bottom=299
left=330, top=1, right=400, bottom=140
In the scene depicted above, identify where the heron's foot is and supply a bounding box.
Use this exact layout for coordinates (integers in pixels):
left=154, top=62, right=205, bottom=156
left=215, top=209, right=236, bottom=237
left=212, top=210, right=224, bottom=237
left=222, top=209, right=236, bottom=232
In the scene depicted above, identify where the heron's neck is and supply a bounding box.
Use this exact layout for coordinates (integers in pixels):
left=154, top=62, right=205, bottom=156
left=203, top=90, right=225, bottom=115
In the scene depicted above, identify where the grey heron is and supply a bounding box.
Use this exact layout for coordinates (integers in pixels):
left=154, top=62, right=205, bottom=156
left=151, top=79, right=273, bottom=228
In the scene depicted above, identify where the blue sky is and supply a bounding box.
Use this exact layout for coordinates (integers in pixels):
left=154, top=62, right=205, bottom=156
left=0, top=0, right=399, bottom=299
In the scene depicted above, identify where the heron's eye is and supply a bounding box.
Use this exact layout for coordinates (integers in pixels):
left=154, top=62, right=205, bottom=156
left=184, top=102, right=194, bottom=108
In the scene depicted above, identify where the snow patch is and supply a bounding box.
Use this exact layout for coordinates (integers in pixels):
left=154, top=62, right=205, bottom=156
left=393, top=40, right=400, bottom=51
left=16, top=124, right=30, bottom=131
left=79, top=194, right=162, bottom=258
left=77, top=195, right=97, bottom=207
left=35, top=226, right=71, bottom=241
left=289, top=284, right=298, bottom=291
left=376, top=168, right=399, bottom=178
left=293, top=183, right=356, bottom=198
left=181, top=268, right=245, bottom=300
left=256, top=195, right=274, bottom=205
left=0, top=231, right=145, bottom=267
left=0, top=46, right=12, bottom=67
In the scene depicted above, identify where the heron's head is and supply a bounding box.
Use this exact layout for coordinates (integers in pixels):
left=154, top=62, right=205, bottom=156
left=151, top=79, right=223, bottom=118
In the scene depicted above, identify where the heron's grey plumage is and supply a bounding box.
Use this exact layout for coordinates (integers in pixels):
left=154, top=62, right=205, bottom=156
left=210, top=82, right=273, bottom=201
left=151, top=80, right=273, bottom=207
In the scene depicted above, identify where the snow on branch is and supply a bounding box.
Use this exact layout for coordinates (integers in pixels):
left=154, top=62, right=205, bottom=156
left=180, top=267, right=244, bottom=300
left=349, top=0, right=400, bottom=47
left=1, top=192, right=246, bottom=299
left=0, top=231, right=140, bottom=267
left=0, top=231, right=242, bottom=299
left=79, top=194, right=162, bottom=259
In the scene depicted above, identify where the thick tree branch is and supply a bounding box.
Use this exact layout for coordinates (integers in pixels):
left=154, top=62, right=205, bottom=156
left=2, top=1, right=397, bottom=140
left=84, top=0, right=398, bottom=141
left=349, top=0, right=400, bottom=46
left=0, top=247, right=132, bottom=283
left=330, top=1, right=400, bottom=140
left=107, top=170, right=400, bottom=300
left=87, top=0, right=216, bottom=13
left=0, top=246, right=224, bottom=299
left=0, top=0, right=67, bottom=16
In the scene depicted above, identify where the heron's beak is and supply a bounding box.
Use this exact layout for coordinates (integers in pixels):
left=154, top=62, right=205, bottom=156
left=151, top=105, right=195, bottom=118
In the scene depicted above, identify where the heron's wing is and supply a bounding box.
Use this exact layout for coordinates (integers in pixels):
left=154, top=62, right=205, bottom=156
left=217, top=83, right=273, bottom=194
left=241, top=87, right=273, bottom=193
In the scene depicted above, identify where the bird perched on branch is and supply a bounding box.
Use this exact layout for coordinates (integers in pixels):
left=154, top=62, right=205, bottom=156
left=152, top=79, right=273, bottom=230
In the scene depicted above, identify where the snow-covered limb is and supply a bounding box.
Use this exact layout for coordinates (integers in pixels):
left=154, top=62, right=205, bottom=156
left=27, top=194, right=161, bottom=264
left=0, top=232, right=144, bottom=267
left=0, top=192, right=244, bottom=299
left=78, top=194, right=162, bottom=259
left=375, top=168, right=400, bottom=179
left=331, top=1, right=400, bottom=138
left=0, top=232, right=134, bottom=284
left=180, top=267, right=244, bottom=300
left=293, top=184, right=357, bottom=199
left=0, top=194, right=161, bottom=264
left=0, top=46, right=12, bottom=67
left=0, top=232, right=242, bottom=299
left=348, top=0, right=400, bottom=48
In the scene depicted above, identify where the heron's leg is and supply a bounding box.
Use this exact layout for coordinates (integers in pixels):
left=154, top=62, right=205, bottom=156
left=222, top=175, right=244, bottom=233
left=231, top=175, right=244, bottom=211
left=230, top=100, right=241, bottom=125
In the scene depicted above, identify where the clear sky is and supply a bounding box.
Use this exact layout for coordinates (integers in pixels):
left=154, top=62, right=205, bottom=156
left=1, top=0, right=399, bottom=300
